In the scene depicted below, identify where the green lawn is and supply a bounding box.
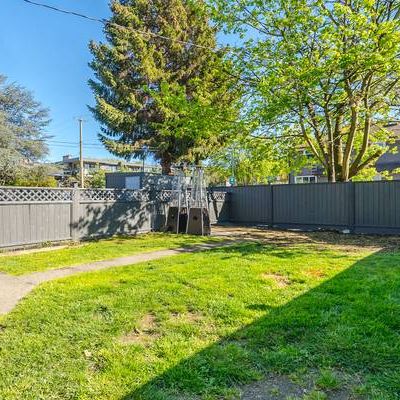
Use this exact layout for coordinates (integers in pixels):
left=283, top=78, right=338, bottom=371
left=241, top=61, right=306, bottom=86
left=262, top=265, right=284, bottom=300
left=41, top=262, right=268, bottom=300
left=0, top=240, right=399, bottom=399
left=0, top=233, right=222, bottom=276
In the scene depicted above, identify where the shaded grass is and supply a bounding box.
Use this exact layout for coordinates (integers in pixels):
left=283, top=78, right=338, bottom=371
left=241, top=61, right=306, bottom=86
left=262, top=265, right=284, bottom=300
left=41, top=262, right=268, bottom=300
left=0, top=233, right=222, bottom=276
left=0, top=242, right=399, bottom=399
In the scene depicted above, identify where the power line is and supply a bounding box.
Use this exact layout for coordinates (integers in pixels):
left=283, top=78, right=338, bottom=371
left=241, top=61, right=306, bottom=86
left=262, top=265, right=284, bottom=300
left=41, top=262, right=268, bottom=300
left=21, top=0, right=224, bottom=52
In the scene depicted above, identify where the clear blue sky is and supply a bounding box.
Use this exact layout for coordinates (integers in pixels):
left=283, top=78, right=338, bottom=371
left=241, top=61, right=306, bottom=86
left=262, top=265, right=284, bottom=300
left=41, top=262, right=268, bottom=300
left=0, top=1, right=237, bottom=164
left=0, top=0, right=112, bottom=162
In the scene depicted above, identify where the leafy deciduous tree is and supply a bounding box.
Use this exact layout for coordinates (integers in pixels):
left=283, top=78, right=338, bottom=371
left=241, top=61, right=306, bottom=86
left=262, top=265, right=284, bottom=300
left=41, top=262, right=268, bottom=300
left=213, top=0, right=400, bottom=181
left=207, top=135, right=307, bottom=185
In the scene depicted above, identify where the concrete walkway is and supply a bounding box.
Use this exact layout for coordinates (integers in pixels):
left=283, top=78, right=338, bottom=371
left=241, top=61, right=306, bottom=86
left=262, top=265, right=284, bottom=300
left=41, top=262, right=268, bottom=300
left=0, top=241, right=237, bottom=316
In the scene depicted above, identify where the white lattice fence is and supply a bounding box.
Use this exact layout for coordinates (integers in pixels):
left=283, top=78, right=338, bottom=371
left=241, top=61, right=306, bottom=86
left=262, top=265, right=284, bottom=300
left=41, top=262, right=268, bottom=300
left=79, top=189, right=150, bottom=202
left=208, top=191, right=228, bottom=202
left=0, top=187, right=73, bottom=202
left=0, top=187, right=152, bottom=203
left=0, top=187, right=157, bottom=248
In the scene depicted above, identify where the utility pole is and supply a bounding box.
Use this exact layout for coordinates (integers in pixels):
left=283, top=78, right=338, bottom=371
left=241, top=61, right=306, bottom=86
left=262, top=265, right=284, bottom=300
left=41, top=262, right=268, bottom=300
left=78, top=118, right=84, bottom=188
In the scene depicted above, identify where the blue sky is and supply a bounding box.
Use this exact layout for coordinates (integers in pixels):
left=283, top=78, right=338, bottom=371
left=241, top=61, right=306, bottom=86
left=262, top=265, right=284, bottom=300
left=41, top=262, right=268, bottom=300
left=0, top=1, right=238, bottom=164
left=0, top=0, right=112, bottom=162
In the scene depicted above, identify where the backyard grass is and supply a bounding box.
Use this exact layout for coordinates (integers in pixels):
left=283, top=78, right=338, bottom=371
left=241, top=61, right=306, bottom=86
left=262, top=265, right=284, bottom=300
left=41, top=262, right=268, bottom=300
left=0, top=238, right=399, bottom=399
left=0, top=233, right=222, bottom=276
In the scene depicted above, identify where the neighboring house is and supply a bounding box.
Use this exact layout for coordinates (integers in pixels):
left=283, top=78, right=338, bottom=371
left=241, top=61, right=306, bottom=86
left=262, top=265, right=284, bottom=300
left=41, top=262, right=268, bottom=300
left=57, top=155, right=160, bottom=180
left=289, top=148, right=328, bottom=184
left=290, top=122, right=400, bottom=183
left=375, top=123, right=400, bottom=180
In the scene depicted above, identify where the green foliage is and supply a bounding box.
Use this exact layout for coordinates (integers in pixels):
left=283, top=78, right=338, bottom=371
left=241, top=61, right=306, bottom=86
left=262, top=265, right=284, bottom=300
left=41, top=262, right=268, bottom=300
left=303, top=391, right=328, bottom=400
left=351, top=167, right=379, bottom=182
left=14, top=164, right=58, bottom=188
left=89, top=0, right=240, bottom=173
left=207, top=135, right=307, bottom=185
left=86, top=168, right=106, bottom=188
left=212, top=0, right=400, bottom=181
left=153, top=79, right=242, bottom=165
left=0, top=75, right=50, bottom=185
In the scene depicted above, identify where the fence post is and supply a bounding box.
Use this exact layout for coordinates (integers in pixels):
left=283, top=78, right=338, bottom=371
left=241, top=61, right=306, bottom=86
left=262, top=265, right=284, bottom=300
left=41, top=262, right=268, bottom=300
left=270, top=184, right=274, bottom=227
left=349, top=182, right=356, bottom=233
left=70, top=188, right=80, bottom=241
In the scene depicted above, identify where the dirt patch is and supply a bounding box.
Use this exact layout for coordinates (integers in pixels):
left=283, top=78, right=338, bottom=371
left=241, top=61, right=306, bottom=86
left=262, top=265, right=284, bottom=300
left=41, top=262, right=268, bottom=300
left=212, top=225, right=400, bottom=252
left=305, top=269, right=328, bottom=279
left=170, top=311, right=203, bottom=323
left=262, top=273, right=291, bottom=288
left=239, top=373, right=356, bottom=400
left=119, top=314, right=159, bottom=345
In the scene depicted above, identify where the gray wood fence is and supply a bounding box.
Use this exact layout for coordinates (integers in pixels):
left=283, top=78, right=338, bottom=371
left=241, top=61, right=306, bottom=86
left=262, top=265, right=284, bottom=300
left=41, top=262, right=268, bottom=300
left=0, top=187, right=228, bottom=249
left=214, top=181, right=400, bottom=235
left=0, top=187, right=165, bottom=249
left=3, top=181, right=396, bottom=249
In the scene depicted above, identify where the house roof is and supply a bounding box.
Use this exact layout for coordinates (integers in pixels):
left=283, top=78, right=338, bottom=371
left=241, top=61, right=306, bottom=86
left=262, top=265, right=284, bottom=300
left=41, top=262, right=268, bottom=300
left=376, top=122, right=400, bottom=172
left=59, top=156, right=155, bottom=168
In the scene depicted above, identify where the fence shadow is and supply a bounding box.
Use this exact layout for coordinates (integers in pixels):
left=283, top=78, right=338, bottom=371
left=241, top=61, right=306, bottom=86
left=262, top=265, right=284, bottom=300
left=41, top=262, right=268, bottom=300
left=120, top=247, right=400, bottom=399
left=71, top=198, right=167, bottom=240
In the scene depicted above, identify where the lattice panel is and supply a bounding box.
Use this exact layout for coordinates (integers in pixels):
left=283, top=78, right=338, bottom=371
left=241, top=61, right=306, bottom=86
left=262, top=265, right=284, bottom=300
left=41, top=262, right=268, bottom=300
left=208, top=191, right=228, bottom=202
left=0, top=187, right=228, bottom=204
left=155, top=190, right=174, bottom=202
left=79, top=189, right=150, bottom=202
left=0, top=187, right=73, bottom=202
left=156, top=190, right=193, bottom=203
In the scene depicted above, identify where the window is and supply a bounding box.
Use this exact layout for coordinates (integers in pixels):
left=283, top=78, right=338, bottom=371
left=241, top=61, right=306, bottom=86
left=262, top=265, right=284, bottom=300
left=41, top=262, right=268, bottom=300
left=295, top=176, right=317, bottom=184
left=300, top=149, right=313, bottom=159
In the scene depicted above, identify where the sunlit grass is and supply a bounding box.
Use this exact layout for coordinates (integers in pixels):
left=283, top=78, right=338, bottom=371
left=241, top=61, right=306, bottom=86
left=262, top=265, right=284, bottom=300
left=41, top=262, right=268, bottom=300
left=1, top=241, right=398, bottom=399
left=0, top=233, right=222, bottom=275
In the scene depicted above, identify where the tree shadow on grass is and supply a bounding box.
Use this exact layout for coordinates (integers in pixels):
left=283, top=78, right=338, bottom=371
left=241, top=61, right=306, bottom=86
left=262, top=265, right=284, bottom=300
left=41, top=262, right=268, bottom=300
left=121, top=248, right=400, bottom=399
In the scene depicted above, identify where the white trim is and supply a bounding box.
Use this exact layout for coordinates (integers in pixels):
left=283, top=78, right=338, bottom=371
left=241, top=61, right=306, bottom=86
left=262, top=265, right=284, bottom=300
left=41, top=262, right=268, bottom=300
left=295, top=175, right=318, bottom=184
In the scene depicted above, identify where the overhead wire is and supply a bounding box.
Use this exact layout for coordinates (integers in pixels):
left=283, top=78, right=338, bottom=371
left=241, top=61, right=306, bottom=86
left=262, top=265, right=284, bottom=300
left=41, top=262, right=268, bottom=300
left=21, top=0, right=225, bottom=52
left=21, top=0, right=304, bottom=146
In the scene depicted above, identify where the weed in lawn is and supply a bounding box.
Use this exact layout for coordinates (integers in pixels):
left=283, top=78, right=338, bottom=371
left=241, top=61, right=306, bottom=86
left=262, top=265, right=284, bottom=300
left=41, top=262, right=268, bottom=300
left=316, top=369, right=341, bottom=390
left=303, top=390, right=327, bottom=400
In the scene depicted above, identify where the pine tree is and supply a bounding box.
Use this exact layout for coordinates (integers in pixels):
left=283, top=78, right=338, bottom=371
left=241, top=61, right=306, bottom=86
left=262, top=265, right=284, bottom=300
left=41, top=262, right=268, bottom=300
left=89, top=0, right=239, bottom=174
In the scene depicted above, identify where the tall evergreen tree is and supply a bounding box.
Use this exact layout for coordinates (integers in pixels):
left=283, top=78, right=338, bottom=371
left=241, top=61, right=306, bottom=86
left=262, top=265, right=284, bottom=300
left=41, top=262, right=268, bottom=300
left=89, top=0, right=239, bottom=174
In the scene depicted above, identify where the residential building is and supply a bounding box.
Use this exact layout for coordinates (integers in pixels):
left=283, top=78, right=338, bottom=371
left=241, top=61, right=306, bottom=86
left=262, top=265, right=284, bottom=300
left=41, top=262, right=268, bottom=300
left=58, top=155, right=160, bottom=179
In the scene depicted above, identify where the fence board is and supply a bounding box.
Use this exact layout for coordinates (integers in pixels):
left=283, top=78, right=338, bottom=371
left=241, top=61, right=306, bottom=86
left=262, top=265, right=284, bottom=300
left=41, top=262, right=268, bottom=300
left=216, top=181, right=400, bottom=234
left=354, top=181, right=400, bottom=233
left=273, top=183, right=351, bottom=228
left=229, top=186, right=272, bottom=223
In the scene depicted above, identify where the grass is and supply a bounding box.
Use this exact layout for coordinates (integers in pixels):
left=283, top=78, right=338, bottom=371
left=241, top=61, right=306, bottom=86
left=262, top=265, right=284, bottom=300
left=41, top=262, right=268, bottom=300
left=0, top=239, right=399, bottom=399
left=0, top=233, right=222, bottom=276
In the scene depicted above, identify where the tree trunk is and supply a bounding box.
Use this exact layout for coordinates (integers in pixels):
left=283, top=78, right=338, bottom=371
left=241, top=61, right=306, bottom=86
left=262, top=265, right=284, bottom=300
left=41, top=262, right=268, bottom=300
left=161, top=155, right=172, bottom=175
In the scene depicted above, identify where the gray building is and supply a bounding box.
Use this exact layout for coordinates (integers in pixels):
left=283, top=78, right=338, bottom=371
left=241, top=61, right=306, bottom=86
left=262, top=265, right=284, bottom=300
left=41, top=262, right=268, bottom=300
left=106, top=172, right=182, bottom=190
left=57, top=155, right=160, bottom=180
